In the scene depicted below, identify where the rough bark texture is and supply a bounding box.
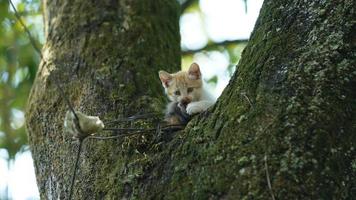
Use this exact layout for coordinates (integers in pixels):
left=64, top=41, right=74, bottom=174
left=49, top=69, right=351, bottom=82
left=26, top=0, right=356, bottom=199
left=26, top=0, right=180, bottom=199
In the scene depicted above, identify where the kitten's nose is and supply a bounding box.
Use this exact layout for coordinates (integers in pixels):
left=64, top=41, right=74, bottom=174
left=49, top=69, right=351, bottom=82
left=180, top=97, right=191, bottom=107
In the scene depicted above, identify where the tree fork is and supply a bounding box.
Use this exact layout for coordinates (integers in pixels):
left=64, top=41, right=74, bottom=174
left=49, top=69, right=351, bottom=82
left=26, top=0, right=356, bottom=199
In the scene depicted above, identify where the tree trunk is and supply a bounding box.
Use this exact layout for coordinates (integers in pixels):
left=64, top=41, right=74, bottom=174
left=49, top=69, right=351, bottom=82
left=26, top=0, right=356, bottom=199
left=26, top=0, right=180, bottom=199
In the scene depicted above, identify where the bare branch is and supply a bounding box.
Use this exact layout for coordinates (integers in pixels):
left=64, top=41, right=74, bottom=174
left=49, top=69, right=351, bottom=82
left=182, top=39, right=248, bottom=56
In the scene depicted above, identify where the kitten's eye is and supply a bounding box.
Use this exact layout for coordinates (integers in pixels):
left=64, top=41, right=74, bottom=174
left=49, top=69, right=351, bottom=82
left=187, top=87, right=194, bottom=93
left=174, top=91, right=181, bottom=96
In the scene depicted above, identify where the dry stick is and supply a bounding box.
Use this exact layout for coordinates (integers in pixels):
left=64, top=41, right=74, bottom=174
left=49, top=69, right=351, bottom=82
left=68, top=139, right=84, bottom=200
left=264, top=154, right=276, bottom=200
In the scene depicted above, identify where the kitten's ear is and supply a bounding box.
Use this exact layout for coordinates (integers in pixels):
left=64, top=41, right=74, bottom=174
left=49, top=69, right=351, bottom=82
left=188, top=63, right=201, bottom=80
left=159, top=70, right=172, bottom=87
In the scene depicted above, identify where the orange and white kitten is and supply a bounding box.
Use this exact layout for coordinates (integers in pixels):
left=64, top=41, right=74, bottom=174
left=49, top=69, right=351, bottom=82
left=159, top=63, right=215, bottom=125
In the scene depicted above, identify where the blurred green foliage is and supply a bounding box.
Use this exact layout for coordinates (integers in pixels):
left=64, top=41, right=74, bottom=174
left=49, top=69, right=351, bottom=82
left=0, top=0, right=42, bottom=161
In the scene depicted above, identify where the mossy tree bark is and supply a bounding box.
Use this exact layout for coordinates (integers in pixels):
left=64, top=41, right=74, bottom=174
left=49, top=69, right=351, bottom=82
left=26, top=0, right=180, bottom=199
left=26, top=0, right=355, bottom=199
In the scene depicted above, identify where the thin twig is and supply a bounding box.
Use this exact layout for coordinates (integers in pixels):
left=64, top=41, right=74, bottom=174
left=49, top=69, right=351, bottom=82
left=102, top=124, right=184, bottom=133
left=89, top=124, right=184, bottom=140
left=8, top=0, right=42, bottom=59
left=264, top=154, right=276, bottom=200
left=182, top=39, right=248, bottom=56
left=53, top=76, right=80, bottom=125
left=69, top=139, right=84, bottom=200
left=103, top=127, right=153, bottom=132
left=161, top=125, right=185, bottom=132
left=104, top=113, right=160, bottom=125
left=88, top=131, right=149, bottom=140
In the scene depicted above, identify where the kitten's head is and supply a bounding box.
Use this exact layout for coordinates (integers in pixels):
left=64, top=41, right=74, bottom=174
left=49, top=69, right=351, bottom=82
left=159, top=63, right=203, bottom=107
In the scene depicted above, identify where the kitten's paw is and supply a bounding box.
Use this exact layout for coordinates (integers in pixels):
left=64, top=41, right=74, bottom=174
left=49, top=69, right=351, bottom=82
left=177, top=102, right=187, bottom=113
left=186, top=104, right=203, bottom=115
